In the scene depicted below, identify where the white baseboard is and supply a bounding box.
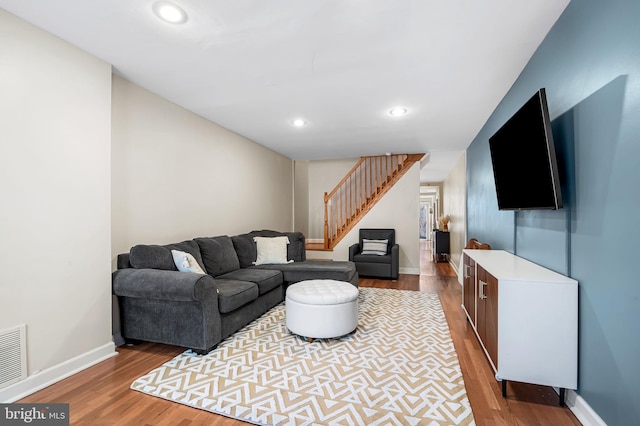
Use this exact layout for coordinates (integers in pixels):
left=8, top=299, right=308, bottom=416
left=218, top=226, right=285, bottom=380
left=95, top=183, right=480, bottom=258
left=399, top=267, right=420, bottom=275
left=449, top=258, right=463, bottom=284
left=564, top=389, right=607, bottom=426
left=0, top=341, right=117, bottom=403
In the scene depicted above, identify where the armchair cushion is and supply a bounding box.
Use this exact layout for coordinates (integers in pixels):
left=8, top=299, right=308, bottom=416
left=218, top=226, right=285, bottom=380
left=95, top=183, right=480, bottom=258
left=352, top=252, right=393, bottom=264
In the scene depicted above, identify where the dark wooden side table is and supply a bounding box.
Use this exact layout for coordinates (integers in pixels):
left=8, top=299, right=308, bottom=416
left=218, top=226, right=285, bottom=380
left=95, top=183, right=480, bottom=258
left=433, top=230, right=450, bottom=262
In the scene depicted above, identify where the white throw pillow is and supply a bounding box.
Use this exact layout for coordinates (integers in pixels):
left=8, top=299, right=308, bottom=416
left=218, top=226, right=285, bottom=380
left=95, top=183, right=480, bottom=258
left=171, top=250, right=206, bottom=274
left=253, top=236, right=293, bottom=265
left=361, top=239, right=388, bottom=256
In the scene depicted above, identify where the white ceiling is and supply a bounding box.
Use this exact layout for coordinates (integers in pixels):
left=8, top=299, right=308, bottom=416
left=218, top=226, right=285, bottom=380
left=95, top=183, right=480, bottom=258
left=0, top=0, right=569, bottom=182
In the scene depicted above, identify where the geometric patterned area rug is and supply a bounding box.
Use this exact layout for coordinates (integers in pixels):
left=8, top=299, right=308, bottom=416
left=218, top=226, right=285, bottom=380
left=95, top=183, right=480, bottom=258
left=131, top=288, right=475, bottom=425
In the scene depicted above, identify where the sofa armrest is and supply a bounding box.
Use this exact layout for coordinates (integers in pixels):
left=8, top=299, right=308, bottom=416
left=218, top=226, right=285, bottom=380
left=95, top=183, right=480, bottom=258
left=348, top=243, right=360, bottom=261
left=390, top=244, right=399, bottom=279
left=112, top=268, right=218, bottom=302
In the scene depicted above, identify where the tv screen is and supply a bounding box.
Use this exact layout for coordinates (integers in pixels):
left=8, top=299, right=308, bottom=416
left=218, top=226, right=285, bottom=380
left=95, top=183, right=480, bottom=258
left=488, top=88, right=562, bottom=210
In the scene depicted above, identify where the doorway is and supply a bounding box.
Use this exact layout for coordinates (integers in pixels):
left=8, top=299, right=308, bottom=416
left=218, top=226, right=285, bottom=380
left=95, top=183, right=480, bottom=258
left=419, top=185, right=440, bottom=273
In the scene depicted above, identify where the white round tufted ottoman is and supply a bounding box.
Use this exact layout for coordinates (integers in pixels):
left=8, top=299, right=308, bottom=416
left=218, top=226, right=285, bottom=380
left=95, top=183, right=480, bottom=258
left=286, top=279, right=359, bottom=342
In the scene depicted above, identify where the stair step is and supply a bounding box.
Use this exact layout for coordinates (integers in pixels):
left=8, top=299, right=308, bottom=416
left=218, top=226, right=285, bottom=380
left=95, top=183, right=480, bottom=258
left=305, top=242, right=332, bottom=251
left=322, top=153, right=424, bottom=250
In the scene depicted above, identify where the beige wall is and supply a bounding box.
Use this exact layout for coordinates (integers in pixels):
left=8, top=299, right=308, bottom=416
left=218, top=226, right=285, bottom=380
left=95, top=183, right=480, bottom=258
left=111, top=76, right=294, bottom=258
left=0, top=9, right=295, bottom=401
left=306, top=158, right=358, bottom=240
left=334, top=163, right=422, bottom=274
left=294, top=160, right=309, bottom=236
left=442, top=152, right=466, bottom=272
left=0, top=8, right=114, bottom=395
left=306, top=160, right=421, bottom=274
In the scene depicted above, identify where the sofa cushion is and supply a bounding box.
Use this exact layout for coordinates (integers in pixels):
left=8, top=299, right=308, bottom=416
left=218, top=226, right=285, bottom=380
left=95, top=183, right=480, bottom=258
left=254, top=260, right=357, bottom=285
left=215, top=280, right=259, bottom=314
left=195, top=236, right=240, bottom=276
left=130, top=245, right=173, bottom=270
left=165, top=240, right=205, bottom=269
left=217, top=269, right=282, bottom=295
left=231, top=234, right=256, bottom=269
left=232, top=230, right=306, bottom=268
left=129, top=240, right=204, bottom=271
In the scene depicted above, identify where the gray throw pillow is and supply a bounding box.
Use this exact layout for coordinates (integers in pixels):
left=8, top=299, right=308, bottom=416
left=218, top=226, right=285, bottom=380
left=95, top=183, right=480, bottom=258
left=129, top=240, right=205, bottom=271
left=129, top=244, right=175, bottom=270
left=195, top=236, right=240, bottom=276
left=231, top=234, right=257, bottom=269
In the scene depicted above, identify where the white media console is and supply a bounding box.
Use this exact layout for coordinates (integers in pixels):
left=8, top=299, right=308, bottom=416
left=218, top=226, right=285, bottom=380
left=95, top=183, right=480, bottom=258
left=461, top=249, right=578, bottom=405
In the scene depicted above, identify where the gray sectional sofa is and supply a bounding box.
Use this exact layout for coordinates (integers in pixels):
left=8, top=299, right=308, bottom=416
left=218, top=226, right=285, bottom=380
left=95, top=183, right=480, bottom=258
left=112, top=230, right=358, bottom=354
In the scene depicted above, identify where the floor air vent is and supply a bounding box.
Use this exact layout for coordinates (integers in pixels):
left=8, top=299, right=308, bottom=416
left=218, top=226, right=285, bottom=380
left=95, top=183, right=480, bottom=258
left=0, top=325, right=27, bottom=389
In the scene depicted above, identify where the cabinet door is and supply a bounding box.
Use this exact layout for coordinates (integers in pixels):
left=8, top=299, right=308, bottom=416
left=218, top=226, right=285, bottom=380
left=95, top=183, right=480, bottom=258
left=484, top=270, right=499, bottom=368
left=463, top=255, right=476, bottom=324
left=477, top=265, right=498, bottom=369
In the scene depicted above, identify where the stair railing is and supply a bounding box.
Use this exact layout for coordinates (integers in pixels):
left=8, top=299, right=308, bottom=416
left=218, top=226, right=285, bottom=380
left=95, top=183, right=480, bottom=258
left=323, top=153, right=423, bottom=249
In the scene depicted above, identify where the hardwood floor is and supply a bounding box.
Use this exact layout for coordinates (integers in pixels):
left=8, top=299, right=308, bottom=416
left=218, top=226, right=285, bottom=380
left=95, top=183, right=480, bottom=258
left=361, top=241, right=582, bottom=426
left=19, top=241, right=581, bottom=425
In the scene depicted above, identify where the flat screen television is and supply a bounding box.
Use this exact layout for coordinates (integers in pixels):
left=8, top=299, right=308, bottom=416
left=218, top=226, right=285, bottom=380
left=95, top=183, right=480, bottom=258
left=488, top=88, right=562, bottom=210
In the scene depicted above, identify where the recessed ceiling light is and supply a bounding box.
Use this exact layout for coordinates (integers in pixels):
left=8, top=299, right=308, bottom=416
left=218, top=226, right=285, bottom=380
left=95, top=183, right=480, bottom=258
left=152, top=1, right=188, bottom=24
left=389, top=107, right=408, bottom=117
left=292, top=119, right=307, bottom=127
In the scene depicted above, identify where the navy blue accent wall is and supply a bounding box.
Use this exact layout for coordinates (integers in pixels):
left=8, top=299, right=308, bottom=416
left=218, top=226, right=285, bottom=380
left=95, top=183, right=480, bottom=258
left=466, top=0, right=640, bottom=423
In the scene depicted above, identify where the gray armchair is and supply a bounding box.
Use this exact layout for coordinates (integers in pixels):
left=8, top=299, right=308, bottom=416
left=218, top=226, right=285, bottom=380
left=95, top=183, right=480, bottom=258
left=349, top=228, right=399, bottom=280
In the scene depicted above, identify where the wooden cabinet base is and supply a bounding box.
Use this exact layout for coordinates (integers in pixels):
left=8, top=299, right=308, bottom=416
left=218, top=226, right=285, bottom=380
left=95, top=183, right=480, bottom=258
left=502, top=379, right=566, bottom=406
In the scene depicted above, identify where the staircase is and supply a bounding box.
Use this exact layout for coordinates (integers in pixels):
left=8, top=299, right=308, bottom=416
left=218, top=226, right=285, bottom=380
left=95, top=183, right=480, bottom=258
left=322, top=153, right=424, bottom=249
